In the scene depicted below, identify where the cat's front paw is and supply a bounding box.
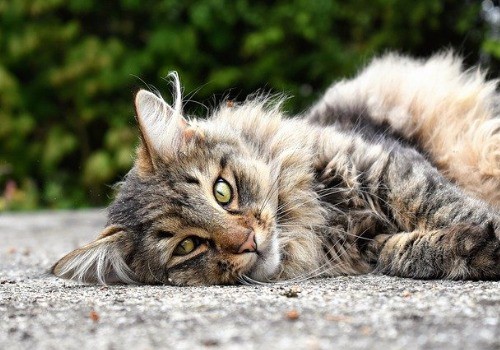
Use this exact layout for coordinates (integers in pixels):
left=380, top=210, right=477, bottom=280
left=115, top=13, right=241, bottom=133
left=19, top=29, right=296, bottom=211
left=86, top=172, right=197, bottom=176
left=369, top=223, right=500, bottom=280
left=449, top=222, right=500, bottom=280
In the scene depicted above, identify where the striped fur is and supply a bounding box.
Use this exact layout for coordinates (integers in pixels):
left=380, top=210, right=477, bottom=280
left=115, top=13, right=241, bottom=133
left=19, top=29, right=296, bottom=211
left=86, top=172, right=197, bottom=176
left=307, top=52, right=500, bottom=207
left=52, top=53, right=500, bottom=285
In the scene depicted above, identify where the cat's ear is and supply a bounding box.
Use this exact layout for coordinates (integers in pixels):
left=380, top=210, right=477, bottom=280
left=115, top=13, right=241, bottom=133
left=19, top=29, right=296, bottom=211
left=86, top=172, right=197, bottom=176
left=51, top=225, right=137, bottom=285
left=134, top=89, right=196, bottom=163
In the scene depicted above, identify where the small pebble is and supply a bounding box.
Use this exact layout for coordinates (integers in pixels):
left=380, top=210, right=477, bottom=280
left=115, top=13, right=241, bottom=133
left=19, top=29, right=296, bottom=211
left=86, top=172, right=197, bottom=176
left=89, top=310, right=100, bottom=322
left=283, top=286, right=302, bottom=298
left=286, top=309, right=300, bottom=320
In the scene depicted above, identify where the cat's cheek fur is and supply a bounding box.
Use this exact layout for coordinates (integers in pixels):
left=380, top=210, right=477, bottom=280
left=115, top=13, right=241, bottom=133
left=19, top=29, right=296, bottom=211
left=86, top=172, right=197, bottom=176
left=249, top=234, right=281, bottom=281
left=51, top=226, right=137, bottom=284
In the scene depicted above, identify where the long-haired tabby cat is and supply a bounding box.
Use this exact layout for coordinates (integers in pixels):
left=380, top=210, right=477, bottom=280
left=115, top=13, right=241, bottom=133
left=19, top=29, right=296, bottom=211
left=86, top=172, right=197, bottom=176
left=52, top=53, right=500, bottom=285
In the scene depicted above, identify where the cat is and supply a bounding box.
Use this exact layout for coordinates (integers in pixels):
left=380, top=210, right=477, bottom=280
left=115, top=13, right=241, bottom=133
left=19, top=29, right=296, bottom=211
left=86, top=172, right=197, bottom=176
left=52, top=53, right=500, bottom=286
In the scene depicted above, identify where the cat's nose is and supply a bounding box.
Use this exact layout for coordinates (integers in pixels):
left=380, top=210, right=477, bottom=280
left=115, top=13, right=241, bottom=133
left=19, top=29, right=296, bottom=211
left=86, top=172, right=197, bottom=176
left=237, top=230, right=257, bottom=254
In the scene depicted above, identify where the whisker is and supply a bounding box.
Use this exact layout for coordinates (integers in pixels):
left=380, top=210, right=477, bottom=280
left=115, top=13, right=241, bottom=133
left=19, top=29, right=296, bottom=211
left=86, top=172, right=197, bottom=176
left=276, top=223, right=374, bottom=241
left=240, top=275, right=271, bottom=285
left=258, top=171, right=282, bottom=214
left=274, top=226, right=371, bottom=284
left=237, top=276, right=251, bottom=285
left=147, top=261, right=165, bottom=284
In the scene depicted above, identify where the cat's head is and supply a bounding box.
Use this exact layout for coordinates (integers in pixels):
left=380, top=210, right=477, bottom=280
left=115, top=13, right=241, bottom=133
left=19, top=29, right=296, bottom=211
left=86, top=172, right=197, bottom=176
left=52, top=76, right=282, bottom=285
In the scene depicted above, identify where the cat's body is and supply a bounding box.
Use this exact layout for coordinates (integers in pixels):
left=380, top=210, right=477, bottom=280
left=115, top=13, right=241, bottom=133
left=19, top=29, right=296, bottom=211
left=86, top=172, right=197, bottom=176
left=52, top=53, right=500, bottom=285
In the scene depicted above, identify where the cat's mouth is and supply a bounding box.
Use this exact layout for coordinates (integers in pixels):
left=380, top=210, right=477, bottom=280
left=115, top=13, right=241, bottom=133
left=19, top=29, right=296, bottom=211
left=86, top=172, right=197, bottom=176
left=244, top=229, right=280, bottom=282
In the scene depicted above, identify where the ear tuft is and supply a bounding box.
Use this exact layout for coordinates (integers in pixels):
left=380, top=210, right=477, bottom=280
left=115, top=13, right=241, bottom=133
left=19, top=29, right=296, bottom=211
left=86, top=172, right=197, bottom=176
left=184, top=126, right=205, bottom=143
left=51, top=228, right=137, bottom=285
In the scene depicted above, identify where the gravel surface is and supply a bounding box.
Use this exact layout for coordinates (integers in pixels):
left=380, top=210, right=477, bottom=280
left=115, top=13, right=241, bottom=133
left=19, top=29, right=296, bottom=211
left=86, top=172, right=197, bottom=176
left=1, top=210, right=499, bottom=350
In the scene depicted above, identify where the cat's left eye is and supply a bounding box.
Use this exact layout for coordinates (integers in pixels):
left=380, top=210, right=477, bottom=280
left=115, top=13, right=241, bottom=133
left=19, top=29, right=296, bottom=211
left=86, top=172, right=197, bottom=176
left=213, top=178, right=232, bottom=205
left=173, top=237, right=201, bottom=256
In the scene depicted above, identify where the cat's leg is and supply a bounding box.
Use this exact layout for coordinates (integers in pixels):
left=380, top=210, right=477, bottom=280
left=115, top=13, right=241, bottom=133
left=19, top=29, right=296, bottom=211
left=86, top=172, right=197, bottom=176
left=370, top=144, right=500, bottom=279
left=369, top=224, right=500, bottom=279
left=317, top=130, right=500, bottom=280
left=308, top=53, right=500, bottom=207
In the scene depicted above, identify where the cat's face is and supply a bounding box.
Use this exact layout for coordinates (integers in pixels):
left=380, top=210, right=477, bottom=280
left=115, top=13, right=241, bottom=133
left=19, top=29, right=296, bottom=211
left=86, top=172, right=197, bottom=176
left=119, top=119, right=281, bottom=285
left=52, top=87, right=281, bottom=285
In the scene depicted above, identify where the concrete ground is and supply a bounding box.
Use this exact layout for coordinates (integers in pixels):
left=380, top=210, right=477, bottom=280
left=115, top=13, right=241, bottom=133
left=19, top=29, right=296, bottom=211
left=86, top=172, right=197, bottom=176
left=0, top=210, right=499, bottom=350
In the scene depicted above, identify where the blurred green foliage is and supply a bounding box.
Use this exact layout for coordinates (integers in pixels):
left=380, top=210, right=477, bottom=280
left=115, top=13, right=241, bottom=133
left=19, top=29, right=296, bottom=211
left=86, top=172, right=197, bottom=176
left=0, top=0, right=497, bottom=210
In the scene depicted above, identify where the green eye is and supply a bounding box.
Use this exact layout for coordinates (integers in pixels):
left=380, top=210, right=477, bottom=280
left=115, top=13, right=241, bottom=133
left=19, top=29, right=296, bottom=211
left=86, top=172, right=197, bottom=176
left=214, top=178, right=232, bottom=205
left=173, top=237, right=198, bottom=256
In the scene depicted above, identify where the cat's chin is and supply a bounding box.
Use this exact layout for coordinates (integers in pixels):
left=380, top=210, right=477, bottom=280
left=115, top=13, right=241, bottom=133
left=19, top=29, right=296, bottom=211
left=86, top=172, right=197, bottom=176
left=246, top=237, right=280, bottom=282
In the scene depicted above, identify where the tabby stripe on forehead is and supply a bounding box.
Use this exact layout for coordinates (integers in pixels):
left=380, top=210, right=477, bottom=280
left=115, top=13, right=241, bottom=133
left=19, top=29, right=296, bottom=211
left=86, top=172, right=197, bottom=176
left=233, top=173, right=250, bottom=207
left=220, top=154, right=229, bottom=169
left=184, top=175, right=200, bottom=185
left=161, top=207, right=214, bottom=229
left=171, top=196, right=195, bottom=210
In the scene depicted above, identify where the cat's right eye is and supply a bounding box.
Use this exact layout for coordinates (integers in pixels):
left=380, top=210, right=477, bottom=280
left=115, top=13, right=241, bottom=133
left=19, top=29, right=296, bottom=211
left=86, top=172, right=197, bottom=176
left=213, top=178, right=233, bottom=205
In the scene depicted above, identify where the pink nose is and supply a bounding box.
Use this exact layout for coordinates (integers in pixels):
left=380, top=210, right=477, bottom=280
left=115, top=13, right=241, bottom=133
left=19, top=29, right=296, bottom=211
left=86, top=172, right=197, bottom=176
left=237, top=231, right=257, bottom=254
